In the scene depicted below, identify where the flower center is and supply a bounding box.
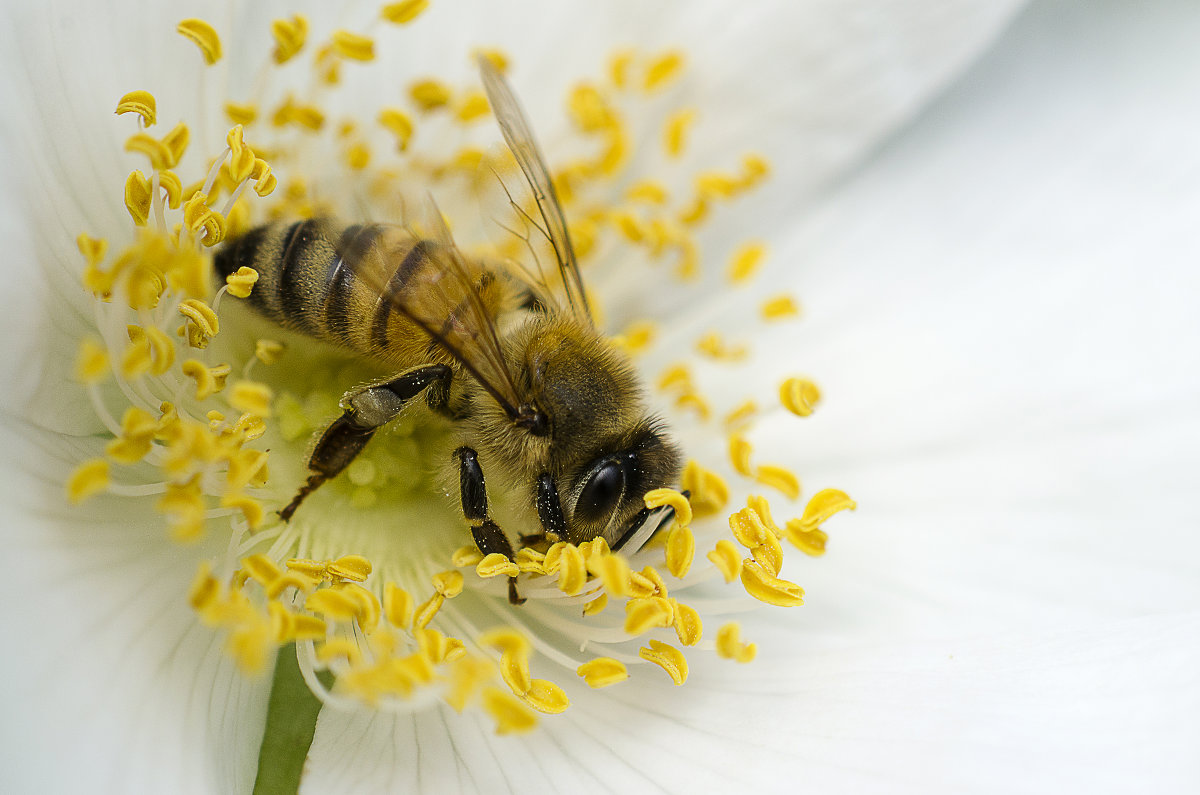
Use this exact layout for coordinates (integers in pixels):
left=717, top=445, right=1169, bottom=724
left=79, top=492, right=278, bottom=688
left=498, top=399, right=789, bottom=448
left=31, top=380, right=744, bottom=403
left=65, top=5, right=855, bottom=734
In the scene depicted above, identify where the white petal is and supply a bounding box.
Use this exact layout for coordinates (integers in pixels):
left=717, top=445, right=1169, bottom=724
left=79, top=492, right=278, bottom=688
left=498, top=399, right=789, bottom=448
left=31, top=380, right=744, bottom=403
left=0, top=424, right=273, bottom=794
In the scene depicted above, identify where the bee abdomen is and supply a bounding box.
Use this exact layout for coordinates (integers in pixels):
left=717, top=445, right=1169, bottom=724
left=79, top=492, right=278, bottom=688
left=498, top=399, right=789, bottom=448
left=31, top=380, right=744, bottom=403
left=215, top=220, right=393, bottom=345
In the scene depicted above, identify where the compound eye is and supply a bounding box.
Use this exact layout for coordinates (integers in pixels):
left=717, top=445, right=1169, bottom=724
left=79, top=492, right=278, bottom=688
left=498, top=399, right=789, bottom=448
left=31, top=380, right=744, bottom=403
left=575, top=458, right=626, bottom=524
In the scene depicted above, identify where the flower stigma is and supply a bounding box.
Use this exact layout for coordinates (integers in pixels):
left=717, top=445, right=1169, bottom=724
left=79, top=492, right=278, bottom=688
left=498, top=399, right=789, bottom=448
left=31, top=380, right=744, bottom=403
left=67, top=5, right=856, bottom=737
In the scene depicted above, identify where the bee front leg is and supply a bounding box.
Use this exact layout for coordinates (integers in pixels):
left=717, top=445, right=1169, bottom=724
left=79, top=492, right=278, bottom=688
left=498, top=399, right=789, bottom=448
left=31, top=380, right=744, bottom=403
left=280, top=364, right=452, bottom=521
left=458, top=447, right=525, bottom=605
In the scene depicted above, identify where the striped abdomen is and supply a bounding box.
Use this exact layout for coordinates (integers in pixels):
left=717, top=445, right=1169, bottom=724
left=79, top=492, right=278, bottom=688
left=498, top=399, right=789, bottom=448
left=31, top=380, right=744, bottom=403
left=214, top=219, right=508, bottom=369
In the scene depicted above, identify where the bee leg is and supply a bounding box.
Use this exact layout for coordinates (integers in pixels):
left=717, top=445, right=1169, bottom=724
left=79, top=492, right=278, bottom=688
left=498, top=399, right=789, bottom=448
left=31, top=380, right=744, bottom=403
left=529, top=472, right=567, bottom=547
left=280, top=364, right=452, bottom=521
left=458, top=447, right=525, bottom=605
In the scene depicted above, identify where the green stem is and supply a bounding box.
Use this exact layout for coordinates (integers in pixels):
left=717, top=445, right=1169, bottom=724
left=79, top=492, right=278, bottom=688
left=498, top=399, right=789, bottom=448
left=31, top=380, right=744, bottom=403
left=252, top=643, right=335, bottom=795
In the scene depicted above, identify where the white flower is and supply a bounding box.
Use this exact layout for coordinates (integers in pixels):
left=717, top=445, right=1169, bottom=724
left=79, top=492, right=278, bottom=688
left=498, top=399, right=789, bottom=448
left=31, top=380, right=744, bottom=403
left=2, top=1, right=1198, bottom=794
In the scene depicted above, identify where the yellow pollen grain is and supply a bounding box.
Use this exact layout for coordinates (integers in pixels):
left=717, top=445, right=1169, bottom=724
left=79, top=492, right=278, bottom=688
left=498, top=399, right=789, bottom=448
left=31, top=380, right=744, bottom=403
left=728, top=433, right=754, bottom=476
left=707, top=539, right=741, bottom=583
left=115, top=90, right=156, bottom=127
left=482, top=687, right=538, bottom=735
left=177, top=18, right=222, bottom=65
left=557, top=543, right=587, bottom=596
left=716, top=622, right=757, bottom=663
left=254, top=339, right=284, bottom=364
left=643, top=487, right=693, bottom=526
left=75, top=339, right=109, bottom=383
left=740, top=560, right=804, bottom=607
left=582, top=592, right=608, bottom=616
left=124, top=171, right=152, bottom=226
left=476, top=552, right=519, bottom=579
left=665, top=524, right=695, bottom=578
left=663, top=108, right=695, bottom=157
left=331, top=30, right=375, bottom=61
left=413, top=592, right=445, bottom=630
left=644, top=51, right=685, bottom=92
left=224, top=266, right=259, bottom=298
left=378, top=108, right=414, bottom=151
left=270, top=15, right=308, bottom=64
left=523, top=680, right=570, bottom=715
left=432, top=570, right=464, bottom=598
left=381, top=0, right=429, bottom=24
left=384, top=582, right=414, bottom=628
left=761, top=294, right=800, bottom=321
left=409, top=78, right=452, bottom=111
left=500, top=648, right=532, bottom=696
left=624, top=596, right=674, bottom=635
left=728, top=242, right=766, bottom=284
left=66, top=459, right=109, bottom=503
left=671, top=599, right=702, bottom=646
left=229, top=380, right=273, bottom=418
left=755, top=464, right=800, bottom=500
left=639, top=639, right=688, bottom=685
left=780, top=377, right=821, bottom=417
left=328, top=554, right=372, bottom=582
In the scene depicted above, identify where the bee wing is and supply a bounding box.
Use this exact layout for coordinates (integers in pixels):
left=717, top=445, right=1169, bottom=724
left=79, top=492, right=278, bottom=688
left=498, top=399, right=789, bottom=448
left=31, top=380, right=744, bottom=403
left=349, top=214, right=526, bottom=420
left=478, top=56, right=593, bottom=326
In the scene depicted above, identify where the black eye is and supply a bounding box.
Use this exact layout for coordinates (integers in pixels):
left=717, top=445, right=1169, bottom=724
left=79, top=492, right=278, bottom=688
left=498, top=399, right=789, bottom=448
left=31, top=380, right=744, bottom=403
left=575, top=458, right=626, bottom=523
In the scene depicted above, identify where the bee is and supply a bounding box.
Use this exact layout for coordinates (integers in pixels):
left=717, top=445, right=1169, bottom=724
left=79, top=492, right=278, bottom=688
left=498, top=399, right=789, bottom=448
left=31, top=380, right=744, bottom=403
left=215, top=58, right=681, bottom=603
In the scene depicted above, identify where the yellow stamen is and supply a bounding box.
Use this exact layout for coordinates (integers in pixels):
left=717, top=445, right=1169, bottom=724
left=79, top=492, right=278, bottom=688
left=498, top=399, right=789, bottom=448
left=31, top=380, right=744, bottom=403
left=761, top=294, right=800, bottom=320
left=556, top=543, right=587, bottom=596
left=177, top=18, right=222, bottom=65
left=229, top=381, right=273, bottom=417
left=523, top=680, right=569, bottom=714
left=665, top=524, right=694, bottom=578
left=644, top=51, right=685, bottom=92
left=639, top=639, right=688, bottom=685
left=478, top=628, right=531, bottom=658
left=624, top=596, right=674, bottom=635
left=728, top=242, right=766, bottom=284
left=452, top=545, right=484, bottom=568
left=643, top=487, right=693, bottom=526
left=739, top=560, right=804, bottom=607
left=432, top=570, right=464, bottom=598
left=409, top=79, right=452, bottom=111
left=331, top=30, right=375, bottom=62
left=679, top=460, right=729, bottom=518
left=754, top=464, right=800, bottom=500
left=577, top=657, right=628, bottom=688
left=728, top=433, right=753, bottom=476
left=663, top=108, right=695, bottom=157
left=225, top=102, right=258, bottom=126
left=124, top=171, right=152, bottom=226
left=221, top=493, right=265, bottom=529
left=305, top=588, right=360, bottom=621
left=271, top=15, right=308, bottom=64
left=66, top=459, right=109, bottom=503
left=780, top=377, right=821, bottom=417
left=115, top=90, right=156, bottom=127
left=455, top=90, right=490, bottom=123
left=327, top=555, right=372, bottom=582
left=224, top=266, right=259, bottom=299
left=381, top=0, right=429, bottom=25
left=716, top=622, right=757, bottom=663
left=412, top=592, right=445, bottom=629
left=378, top=108, right=414, bottom=151
left=181, top=360, right=230, bottom=400
left=482, top=687, right=537, bottom=734
left=74, top=339, right=109, bottom=383
left=476, top=552, right=519, bottom=578
left=254, top=339, right=284, bottom=365
left=723, top=400, right=757, bottom=431
left=500, top=649, right=531, bottom=695
left=582, top=592, right=607, bottom=616
left=671, top=600, right=702, bottom=646
left=384, top=582, right=414, bottom=629
left=707, top=539, right=742, bottom=583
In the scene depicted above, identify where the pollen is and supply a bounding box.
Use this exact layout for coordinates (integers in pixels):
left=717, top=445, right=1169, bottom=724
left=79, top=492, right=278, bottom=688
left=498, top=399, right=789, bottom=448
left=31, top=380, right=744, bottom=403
left=476, top=552, right=519, bottom=579
left=671, top=600, right=702, bottom=646
left=728, top=433, right=753, bottom=476
left=707, top=539, right=742, bottom=583
left=663, top=109, right=696, bottom=158
left=639, top=639, right=688, bottom=685
left=409, top=79, right=452, bottom=111
left=74, top=339, right=109, bottom=383
left=378, top=108, right=415, bottom=151
left=556, top=543, right=587, bottom=595
left=624, top=596, right=674, bottom=635
left=432, top=570, right=464, bottom=598
left=780, top=377, right=821, bottom=417
left=643, top=487, right=693, bottom=526
left=679, top=461, right=729, bottom=519
left=384, top=582, right=415, bottom=629
left=381, top=0, right=429, bottom=25
left=482, top=687, right=538, bottom=735
left=177, top=18, right=222, bottom=65
left=754, top=464, right=800, bottom=500
left=665, top=523, right=695, bottom=578
left=716, top=622, right=757, bottom=663
left=228, top=381, right=273, bottom=417
left=224, top=266, right=258, bottom=298
left=643, top=51, right=685, bottom=92
left=740, top=560, right=804, bottom=607
left=115, top=90, right=156, bottom=127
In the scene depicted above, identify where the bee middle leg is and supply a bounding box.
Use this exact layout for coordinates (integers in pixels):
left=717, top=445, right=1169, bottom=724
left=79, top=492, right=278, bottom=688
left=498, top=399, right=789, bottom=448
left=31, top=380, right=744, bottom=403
left=280, top=364, right=452, bottom=521
left=457, top=446, right=525, bottom=605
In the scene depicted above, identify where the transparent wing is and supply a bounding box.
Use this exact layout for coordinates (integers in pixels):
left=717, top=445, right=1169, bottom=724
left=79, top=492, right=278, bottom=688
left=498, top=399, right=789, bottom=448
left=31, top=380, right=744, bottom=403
left=347, top=213, right=526, bottom=420
left=478, top=55, right=593, bottom=326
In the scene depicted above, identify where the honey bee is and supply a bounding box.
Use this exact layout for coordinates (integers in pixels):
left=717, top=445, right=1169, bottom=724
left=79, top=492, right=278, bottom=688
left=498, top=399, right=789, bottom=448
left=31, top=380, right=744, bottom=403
left=215, top=59, right=681, bottom=603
